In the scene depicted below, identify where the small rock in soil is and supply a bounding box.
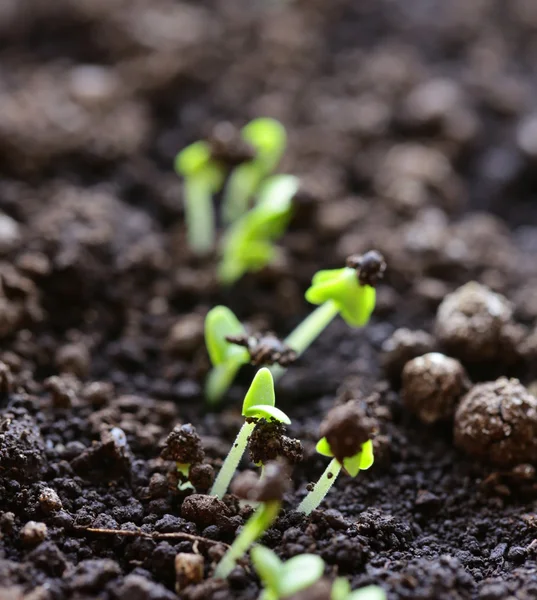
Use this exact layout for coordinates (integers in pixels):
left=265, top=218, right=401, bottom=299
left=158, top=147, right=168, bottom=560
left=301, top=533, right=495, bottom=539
left=175, top=553, right=204, bottom=592
left=381, top=328, right=436, bottom=379
left=165, top=314, right=204, bottom=355
left=181, top=495, right=233, bottom=529
left=38, top=487, right=63, bottom=514
left=402, top=353, right=470, bottom=424
left=454, top=378, right=537, bottom=466
left=19, top=521, right=47, bottom=546
left=435, top=281, right=523, bottom=363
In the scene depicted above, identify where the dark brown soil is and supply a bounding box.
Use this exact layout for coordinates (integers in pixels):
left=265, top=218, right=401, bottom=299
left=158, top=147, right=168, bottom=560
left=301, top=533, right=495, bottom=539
left=1, top=1, right=537, bottom=599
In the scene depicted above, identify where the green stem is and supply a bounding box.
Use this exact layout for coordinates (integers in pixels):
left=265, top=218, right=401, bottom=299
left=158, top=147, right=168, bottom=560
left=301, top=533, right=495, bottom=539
left=222, top=163, right=259, bottom=224
left=184, top=177, right=215, bottom=255
left=297, top=458, right=342, bottom=515
left=270, top=301, right=339, bottom=380
left=210, top=421, right=256, bottom=499
left=214, top=501, right=281, bottom=579
left=205, top=360, right=245, bottom=406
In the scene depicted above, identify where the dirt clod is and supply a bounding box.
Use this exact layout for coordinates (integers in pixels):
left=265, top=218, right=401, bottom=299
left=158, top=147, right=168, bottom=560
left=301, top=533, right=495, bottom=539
left=175, top=553, right=204, bottom=592
left=402, top=353, right=470, bottom=424
left=19, top=521, right=47, bottom=546
left=249, top=419, right=303, bottom=465
left=38, top=488, right=63, bottom=514
left=454, top=378, right=537, bottom=467
left=160, top=424, right=204, bottom=465
left=381, top=328, right=436, bottom=379
left=319, top=402, right=372, bottom=464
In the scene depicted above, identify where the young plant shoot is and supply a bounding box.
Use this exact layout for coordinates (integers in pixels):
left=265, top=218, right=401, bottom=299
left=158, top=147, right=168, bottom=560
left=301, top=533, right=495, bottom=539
left=271, top=250, right=386, bottom=380
left=251, top=545, right=325, bottom=600
left=223, top=118, right=287, bottom=223
left=297, top=402, right=374, bottom=515
left=214, top=461, right=289, bottom=579
left=210, top=368, right=290, bottom=499
left=160, top=424, right=206, bottom=492
left=219, top=174, right=299, bottom=284
left=174, top=141, right=225, bottom=255
left=331, top=579, right=386, bottom=600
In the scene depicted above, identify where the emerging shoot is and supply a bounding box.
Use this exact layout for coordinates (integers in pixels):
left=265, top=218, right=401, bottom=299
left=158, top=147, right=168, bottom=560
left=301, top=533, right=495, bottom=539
left=174, top=141, right=225, bottom=255
left=251, top=545, right=325, bottom=600
left=160, top=424, right=207, bottom=492
left=223, top=118, right=287, bottom=223
left=214, top=461, right=289, bottom=579
left=331, top=578, right=386, bottom=600
left=219, top=174, right=299, bottom=284
left=271, top=250, right=385, bottom=380
left=297, top=402, right=374, bottom=515
left=210, top=368, right=290, bottom=499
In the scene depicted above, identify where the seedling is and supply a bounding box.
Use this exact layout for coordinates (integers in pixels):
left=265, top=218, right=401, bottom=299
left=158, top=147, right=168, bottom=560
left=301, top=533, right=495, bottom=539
left=219, top=174, right=299, bottom=284
left=204, top=306, right=250, bottom=405
left=222, top=118, right=287, bottom=223
left=214, top=461, right=289, bottom=579
left=297, top=402, right=374, bottom=515
left=251, top=545, right=325, bottom=600
left=174, top=140, right=226, bottom=255
left=210, top=368, right=290, bottom=499
left=271, top=251, right=385, bottom=380
left=160, top=424, right=205, bottom=492
left=331, top=579, right=386, bottom=600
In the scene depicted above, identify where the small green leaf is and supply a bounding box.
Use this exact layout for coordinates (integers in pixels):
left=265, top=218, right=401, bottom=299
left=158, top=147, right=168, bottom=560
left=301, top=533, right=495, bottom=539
left=305, top=267, right=376, bottom=328
left=348, top=585, right=386, bottom=600
left=315, top=437, right=334, bottom=458
left=251, top=545, right=282, bottom=593
left=175, top=141, right=211, bottom=176
left=359, top=439, right=374, bottom=470
left=279, top=554, right=325, bottom=596
left=331, top=577, right=352, bottom=600
left=242, top=368, right=276, bottom=414
left=244, top=404, right=291, bottom=425
left=241, top=118, right=287, bottom=171
left=342, top=452, right=362, bottom=478
left=205, top=306, right=246, bottom=366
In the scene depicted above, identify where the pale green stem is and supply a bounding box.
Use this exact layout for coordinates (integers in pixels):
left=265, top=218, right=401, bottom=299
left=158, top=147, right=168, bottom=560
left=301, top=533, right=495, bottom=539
left=214, top=501, right=281, bottom=579
left=205, top=360, right=244, bottom=406
left=222, top=163, right=260, bottom=224
left=210, top=421, right=256, bottom=499
left=270, top=301, right=339, bottom=380
left=297, top=458, right=342, bottom=515
left=184, top=177, right=215, bottom=255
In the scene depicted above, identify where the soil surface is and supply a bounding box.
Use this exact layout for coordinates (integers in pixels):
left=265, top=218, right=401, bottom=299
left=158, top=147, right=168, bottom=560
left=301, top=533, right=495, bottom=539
left=1, top=1, right=537, bottom=599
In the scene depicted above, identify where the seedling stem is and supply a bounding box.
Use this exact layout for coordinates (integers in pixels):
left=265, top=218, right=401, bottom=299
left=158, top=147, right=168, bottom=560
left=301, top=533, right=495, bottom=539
left=296, top=457, right=341, bottom=515
left=184, top=178, right=216, bottom=255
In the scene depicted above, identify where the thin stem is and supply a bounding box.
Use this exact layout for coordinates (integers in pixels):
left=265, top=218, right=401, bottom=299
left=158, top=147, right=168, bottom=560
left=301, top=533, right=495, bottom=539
left=210, top=421, right=256, bottom=499
left=205, top=360, right=244, bottom=406
left=270, top=301, right=339, bottom=381
left=214, top=501, right=281, bottom=579
left=222, top=163, right=259, bottom=224
left=297, top=458, right=342, bottom=515
left=184, top=177, right=215, bottom=255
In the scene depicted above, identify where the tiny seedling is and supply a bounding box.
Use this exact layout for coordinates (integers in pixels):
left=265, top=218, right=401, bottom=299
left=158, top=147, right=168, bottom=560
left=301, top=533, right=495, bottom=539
left=331, top=578, right=386, bottom=600
left=270, top=251, right=385, bottom=380
left=174, top=140, right=225, bottom=255
left=219, top=174, right=299, bottom=284
left=251, top=545, right=325, bottom=600
left=204, top=306, right=250, bottom=405
left=214, top=462, right=288, bottom=579
left=297, top=437, right=374, bottom=515
left=210, top=368, right=290, bottom=499
left=222, top=118, right=287, bottom=223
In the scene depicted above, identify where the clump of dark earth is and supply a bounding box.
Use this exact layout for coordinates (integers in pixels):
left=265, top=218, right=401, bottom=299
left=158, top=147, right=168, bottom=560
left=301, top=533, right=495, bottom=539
left=248, top=419, right=303, bottom=465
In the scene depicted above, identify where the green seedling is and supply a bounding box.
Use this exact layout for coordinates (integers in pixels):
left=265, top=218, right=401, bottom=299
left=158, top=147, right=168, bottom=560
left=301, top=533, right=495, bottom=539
left=214, top=462, right=288, bottom=579
left=205, top=306, right=250, bottom=405
left=270, top=251, right=385, bottom=381
left=297, top=437, right=374, bottom=515
left=219, top=174, right=299, bottom=284
left=174, top=141, right=225, bottom=255
left=251, top=545, right=325, bottom=600
left=223, top=118, right=287, bottom=223
left=210, top=368, right=290, bottom=499
left=331, top=578, right=386, bottom=600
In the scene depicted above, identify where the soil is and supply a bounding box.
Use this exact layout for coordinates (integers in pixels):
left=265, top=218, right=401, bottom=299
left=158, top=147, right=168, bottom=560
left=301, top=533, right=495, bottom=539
left=1, top=1, right=537, bottom=599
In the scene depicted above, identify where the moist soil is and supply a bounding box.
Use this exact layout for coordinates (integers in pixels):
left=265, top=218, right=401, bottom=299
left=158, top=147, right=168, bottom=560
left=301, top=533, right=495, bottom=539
left=1, top=1, right=537, bottom=599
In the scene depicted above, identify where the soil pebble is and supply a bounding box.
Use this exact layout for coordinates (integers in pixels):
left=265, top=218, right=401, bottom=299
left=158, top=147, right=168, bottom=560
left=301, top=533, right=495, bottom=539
left=381, top=328, right=436, bottom=379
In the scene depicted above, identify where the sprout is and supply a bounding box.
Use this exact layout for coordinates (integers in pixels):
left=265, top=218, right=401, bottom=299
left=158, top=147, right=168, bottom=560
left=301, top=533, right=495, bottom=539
left=271, top=251, right=385, bottom=381
left=204, top=306, right=250, bottom=405
left=160, top=424, right=206, bottom=492
left=214, top=461, right=289, bottom=579
left=174, top=141, right=225, bottom=256
left=219, top=174, right=299, bottom=284
left=297, top=402, right=374, bottom=515
left=331, top=579, right=386, bottom=600
left=251, top=545, right=325, bottom=600
left=222, top=118, right=287, bottom=224
left=210, top=369, right=290, bottom=499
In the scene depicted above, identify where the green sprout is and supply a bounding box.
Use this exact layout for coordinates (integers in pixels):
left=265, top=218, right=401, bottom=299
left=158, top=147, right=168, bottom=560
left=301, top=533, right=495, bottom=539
left=219, top=174, right=299, bottom=284
left=331, top=579, right=386, bottom=600
left=251, top=545, right=325, bottom=600
left=214, top=461, right=288, bottom=580
left=222, top=118, right=287, bottom=224
left=210, top=368, right=290, bottom=499
left=174, top=141, right=225, bottom=255
left=204, top=306, right=250, bottom=405
left=297, top=437, right=374, bottom=516
left=271, top=251, right=385, bottom=380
